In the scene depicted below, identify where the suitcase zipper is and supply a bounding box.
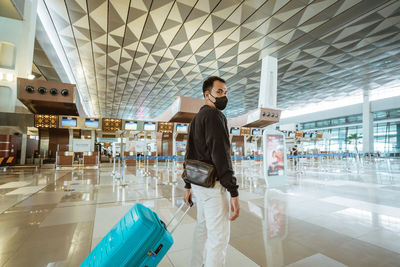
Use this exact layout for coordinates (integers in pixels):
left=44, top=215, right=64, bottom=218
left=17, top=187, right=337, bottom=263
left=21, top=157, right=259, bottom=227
left=138, top=221, right=164, bottom=266
left=123, top=213, right=165, bottom=267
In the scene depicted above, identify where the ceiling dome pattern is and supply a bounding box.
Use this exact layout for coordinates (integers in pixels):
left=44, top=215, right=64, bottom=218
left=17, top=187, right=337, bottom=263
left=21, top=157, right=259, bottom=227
left=42, top=0, right=400, bottom=119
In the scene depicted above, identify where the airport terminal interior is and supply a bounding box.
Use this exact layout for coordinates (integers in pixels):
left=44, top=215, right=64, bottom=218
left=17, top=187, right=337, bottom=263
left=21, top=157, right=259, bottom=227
left=0, top=0, right=400, bottom=266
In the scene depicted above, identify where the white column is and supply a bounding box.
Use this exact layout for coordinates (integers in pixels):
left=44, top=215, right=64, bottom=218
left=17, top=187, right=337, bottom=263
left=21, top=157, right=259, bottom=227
left=91, top=130, right=95, bottom=152
left=362, top=90, right=374, bottom=153
left=258, top=56, right=278, bottom=108
left=0, top=0, right=38, bottom=112
left=20, top=133, right=27, bottom=165
left=120, top=132, right=124, bottom=154
left=172, top=132, right=177, bottom=156
left=15, top=0, right=37, bottom=79
left=69, top=129, right=73, bottom=151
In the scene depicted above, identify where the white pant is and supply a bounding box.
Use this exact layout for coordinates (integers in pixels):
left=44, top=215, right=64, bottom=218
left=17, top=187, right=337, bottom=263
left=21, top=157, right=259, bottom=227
left=191, top=182, right=230, bottom=267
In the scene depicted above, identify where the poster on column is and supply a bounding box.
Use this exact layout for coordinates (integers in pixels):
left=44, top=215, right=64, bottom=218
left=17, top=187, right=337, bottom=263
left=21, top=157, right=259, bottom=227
left=266, top=135, right=284, bottom=176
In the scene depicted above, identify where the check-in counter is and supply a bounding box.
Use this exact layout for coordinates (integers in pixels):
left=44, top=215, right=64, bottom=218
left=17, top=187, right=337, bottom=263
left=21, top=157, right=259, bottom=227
left=83, top=152, right=99, bottom=167
left=125, top=151, right=136, bottom=166
left=149, top=152, right=156, bottom=164
left=176, top=151, right=185, bottom=163
left=56, top=151, right=73, bottom=168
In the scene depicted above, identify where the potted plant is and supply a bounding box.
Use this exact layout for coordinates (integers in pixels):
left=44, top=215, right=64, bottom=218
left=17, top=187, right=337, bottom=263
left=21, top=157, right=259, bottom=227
left=345, top=133, right=362, bottom=156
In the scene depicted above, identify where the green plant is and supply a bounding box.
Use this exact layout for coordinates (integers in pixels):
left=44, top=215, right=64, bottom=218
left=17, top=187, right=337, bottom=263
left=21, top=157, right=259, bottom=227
left=345, top=133, right=362, bottom=153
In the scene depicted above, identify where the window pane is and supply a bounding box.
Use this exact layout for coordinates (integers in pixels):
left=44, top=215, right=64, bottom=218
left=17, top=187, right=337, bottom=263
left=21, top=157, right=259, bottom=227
left=331, top=129, right=339, bottom=138
left=388, top=109, right=400, bottom=118
left=347, top=115, right=362, bottom=123
left=374, top=111, right=387, bottom=120
left=302, top=122, right=315, bottom=129
left=316, top=120, right=330, bottom=127
left=348, top=126, right=357, bottom=135
left=331, top=118, right=346, bottom=126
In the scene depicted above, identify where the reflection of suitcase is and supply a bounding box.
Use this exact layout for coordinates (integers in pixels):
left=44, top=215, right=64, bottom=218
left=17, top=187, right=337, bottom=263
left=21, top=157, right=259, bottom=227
left=81, top=202, right=192, bottom=267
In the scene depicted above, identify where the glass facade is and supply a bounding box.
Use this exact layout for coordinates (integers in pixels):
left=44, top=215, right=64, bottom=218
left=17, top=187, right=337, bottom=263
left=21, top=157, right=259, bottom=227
left=300, top=108, right=400, bottom=153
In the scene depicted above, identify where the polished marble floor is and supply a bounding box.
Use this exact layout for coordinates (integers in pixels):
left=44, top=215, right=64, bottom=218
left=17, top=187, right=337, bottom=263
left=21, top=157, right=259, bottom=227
left=0, top=157, right=400, bottom=267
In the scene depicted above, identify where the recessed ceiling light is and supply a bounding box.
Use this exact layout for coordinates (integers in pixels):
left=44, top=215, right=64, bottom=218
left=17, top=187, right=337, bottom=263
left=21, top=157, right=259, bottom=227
left=28, top=74, right=35, bottom=80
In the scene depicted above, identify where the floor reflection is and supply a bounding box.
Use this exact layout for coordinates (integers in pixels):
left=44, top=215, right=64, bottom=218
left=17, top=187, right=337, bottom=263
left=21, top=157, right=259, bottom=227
left=0, top=158, right=399, bottom=266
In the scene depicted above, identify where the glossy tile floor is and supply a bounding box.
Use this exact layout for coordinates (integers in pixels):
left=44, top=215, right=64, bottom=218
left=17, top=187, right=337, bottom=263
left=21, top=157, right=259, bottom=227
left=1, top=157, right=400, bottom=267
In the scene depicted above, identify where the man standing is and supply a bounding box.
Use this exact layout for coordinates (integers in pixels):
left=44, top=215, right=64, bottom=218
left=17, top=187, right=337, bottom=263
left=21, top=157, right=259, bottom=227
left=292, top=145, right=298, bottom=167
left=184, top=76, right=240, bottom=267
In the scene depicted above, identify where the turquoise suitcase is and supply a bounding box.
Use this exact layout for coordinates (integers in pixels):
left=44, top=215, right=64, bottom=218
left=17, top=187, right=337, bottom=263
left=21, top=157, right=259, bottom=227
left=81, top=202, right=192, bottom=267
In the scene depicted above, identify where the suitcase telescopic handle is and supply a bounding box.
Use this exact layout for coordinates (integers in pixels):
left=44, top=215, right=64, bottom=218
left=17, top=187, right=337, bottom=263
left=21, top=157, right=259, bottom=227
left=167, top=201, right=193, bottom=234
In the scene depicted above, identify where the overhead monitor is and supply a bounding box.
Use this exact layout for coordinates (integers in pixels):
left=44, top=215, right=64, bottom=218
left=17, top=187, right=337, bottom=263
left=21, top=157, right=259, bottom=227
left=252, top=129, right=262, bottom=135
left=61, top=117, right=77, bottom=127
left=303, top=133, right=311, bottom=138
left=85, top=118, right=99, bottom=128
left=176, top=123, right=188, bottom=133
left=311, top=133, right=317, bottom=139
left=125, top=121, right=138, bottom=130
left=144, top=122, right=156, bottom=131
left=230, top=127, right=240, bottom=135
left=288, top=131, right=296, bottom=138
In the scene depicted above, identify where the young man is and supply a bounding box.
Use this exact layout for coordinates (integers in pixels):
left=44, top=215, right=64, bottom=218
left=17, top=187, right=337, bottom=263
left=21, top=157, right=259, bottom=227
left=184, top=76, right=240, bottom=267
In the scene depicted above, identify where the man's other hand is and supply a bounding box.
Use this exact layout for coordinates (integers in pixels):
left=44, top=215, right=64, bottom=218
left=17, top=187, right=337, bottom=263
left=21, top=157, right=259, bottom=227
left=184, top=189, right=192, bottom=206
left=230, top=197, right=240, bottom=221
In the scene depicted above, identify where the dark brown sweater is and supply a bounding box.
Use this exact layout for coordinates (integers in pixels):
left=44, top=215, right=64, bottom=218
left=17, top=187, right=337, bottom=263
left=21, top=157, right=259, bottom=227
left=184, top=105, right=239, bottom=197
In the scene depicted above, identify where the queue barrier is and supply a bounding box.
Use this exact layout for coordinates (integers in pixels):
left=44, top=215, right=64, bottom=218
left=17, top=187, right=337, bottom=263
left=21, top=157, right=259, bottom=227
left=111, top=152, right=384, bottom=183
left=287, top=152, right=381, bottom=159
left=114, top=152, right=382, bottom=162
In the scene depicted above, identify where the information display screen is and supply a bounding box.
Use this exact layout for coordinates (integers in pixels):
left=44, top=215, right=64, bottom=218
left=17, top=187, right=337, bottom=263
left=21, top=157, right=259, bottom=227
left=176, top=124, right=188, bottom=133
left=144, top=122, right=156, bottom=131
left=311, top=133, right=317, bottom=139
left=252, top=129, right=262, bottom=135
left=288, top=131, right=296, bottom=138
left=303, top=133, right=311, bottom=138
left=230, top=127, right=240, bottom=135
left=125, top=121, right=138, bottom=130
left=266, top=134, right=284, bottom=176
left=85, top=119, right=99, bottom=128
left=61, top=117, right=77, bottom=127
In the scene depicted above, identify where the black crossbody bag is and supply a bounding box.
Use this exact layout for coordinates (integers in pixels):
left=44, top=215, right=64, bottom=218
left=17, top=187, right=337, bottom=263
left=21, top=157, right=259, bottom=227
left=182, top=128, right=216, bottom=188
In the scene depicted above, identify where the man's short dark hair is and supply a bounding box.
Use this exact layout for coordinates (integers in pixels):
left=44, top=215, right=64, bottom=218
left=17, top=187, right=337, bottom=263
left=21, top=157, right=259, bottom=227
left=202, top=76, right=225, bottom=97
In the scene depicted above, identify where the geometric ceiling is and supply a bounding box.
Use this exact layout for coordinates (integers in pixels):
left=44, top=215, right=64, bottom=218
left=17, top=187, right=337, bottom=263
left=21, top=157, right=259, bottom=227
left=39, top=0, right=400, bottom=119
left=33, top=40, right=62, bottom=82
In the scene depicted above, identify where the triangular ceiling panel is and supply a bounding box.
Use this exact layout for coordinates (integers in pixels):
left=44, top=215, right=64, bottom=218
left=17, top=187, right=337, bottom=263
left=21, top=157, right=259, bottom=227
left=39, top=0, right=400, bottom=119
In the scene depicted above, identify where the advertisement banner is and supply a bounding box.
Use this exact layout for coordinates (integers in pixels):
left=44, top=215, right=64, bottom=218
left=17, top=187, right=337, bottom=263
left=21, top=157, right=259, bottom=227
left=266, top=134, right=285, bottom=176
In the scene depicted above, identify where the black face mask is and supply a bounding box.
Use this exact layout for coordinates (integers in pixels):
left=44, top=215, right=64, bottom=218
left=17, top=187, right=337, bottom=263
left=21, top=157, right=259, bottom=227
left=209, top=93, right=228, bottom=110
